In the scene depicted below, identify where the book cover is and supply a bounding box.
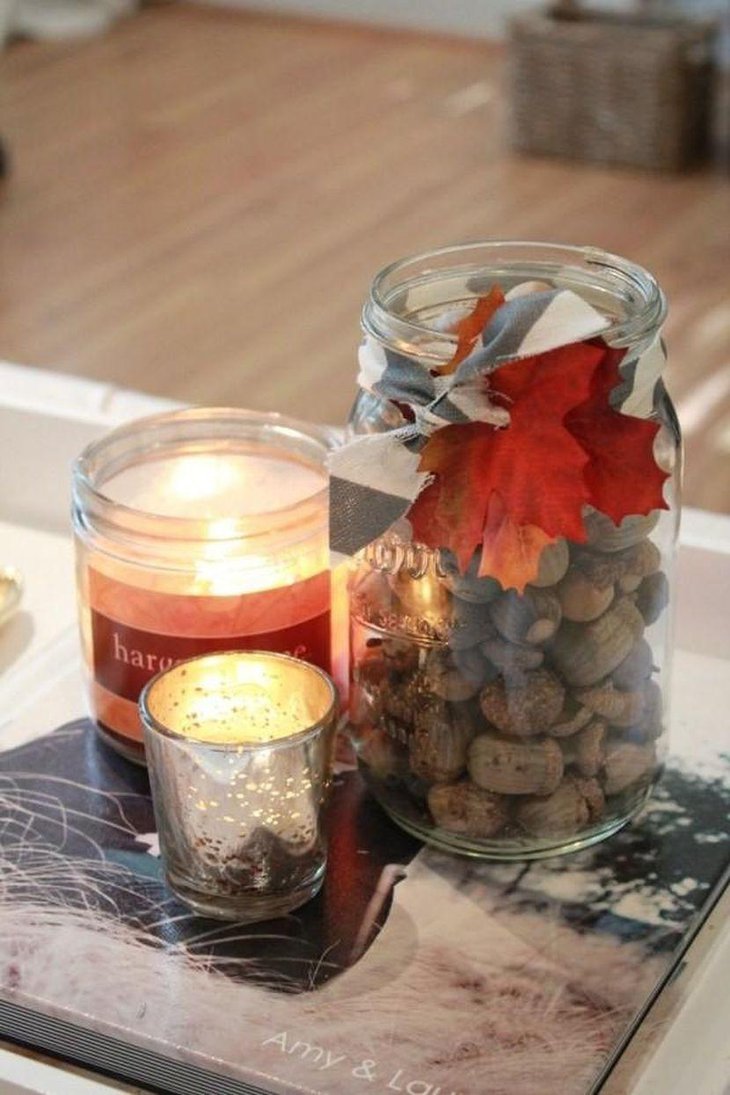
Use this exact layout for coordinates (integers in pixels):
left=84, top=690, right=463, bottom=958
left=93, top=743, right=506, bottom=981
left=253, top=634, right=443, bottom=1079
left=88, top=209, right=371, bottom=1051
left=0, top=709, right=728, bottom=1095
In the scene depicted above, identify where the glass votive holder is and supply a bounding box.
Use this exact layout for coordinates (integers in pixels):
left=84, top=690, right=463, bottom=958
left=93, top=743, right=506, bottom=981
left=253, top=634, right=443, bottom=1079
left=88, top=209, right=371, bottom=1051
left=139, top=650, right=338, bottom=922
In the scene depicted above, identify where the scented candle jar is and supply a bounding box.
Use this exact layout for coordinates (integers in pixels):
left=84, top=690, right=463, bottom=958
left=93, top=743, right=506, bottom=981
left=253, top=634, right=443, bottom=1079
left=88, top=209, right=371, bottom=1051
left=341, top=242, right=681, bottom=859
left=73, top=408, right=338, bottom=764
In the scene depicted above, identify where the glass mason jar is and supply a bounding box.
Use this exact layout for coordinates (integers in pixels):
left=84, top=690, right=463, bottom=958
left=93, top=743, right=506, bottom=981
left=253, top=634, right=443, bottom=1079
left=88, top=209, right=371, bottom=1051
left=73, top=408, right=338, bottom=764
left=347, top=242, right=681, bottom=859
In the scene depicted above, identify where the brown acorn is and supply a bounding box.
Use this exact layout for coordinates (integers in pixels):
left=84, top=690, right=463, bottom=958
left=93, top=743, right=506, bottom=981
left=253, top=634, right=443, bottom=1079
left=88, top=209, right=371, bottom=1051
left=515, top=777, right=589, bottom=838
left=409, top=707, right=476, bottom=784
left=382, top=637, right=420, bottom=675
left=603, top=741, right=657, bottom=795
left=560, top=720, right=607, bottom=777
left=358, top=729, right=408, bottom=781
left=428, top=781, right=508, bottom=838
left=548, top=695, right=593, bottom=738
left=424, top=649, right=481, bottom=702
left=468, top=734, right=564, bottom=795
left=479, top=669, right=565, bottom=737
left=574, top=682, right=646, bottom=727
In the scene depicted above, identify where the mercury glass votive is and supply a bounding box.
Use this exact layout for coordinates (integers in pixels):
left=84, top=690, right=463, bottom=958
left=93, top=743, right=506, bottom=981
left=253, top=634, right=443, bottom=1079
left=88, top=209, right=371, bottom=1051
left=139, top=651, right=338, bottom=922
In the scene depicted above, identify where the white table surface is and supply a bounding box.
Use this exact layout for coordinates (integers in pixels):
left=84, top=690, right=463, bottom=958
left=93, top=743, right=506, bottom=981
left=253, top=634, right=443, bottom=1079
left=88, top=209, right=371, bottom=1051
left=0, top=361, right=729, bottom=1095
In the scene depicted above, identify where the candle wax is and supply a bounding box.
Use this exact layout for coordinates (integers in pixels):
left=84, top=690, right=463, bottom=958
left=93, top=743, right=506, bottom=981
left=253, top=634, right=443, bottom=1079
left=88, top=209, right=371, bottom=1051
left=103, top=450, right=326, bottom=519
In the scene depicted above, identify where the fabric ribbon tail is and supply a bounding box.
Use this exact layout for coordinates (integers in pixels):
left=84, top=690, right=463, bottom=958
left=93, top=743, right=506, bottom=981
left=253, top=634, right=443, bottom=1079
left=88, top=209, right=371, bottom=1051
left=328, top=431, right=430, bottom=562
left=613, top=335, right=666, bottom=419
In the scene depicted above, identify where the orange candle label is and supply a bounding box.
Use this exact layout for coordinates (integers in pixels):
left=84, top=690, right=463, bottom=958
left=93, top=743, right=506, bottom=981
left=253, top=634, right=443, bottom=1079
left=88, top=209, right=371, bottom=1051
left=87, top=567, right=331, bottom=741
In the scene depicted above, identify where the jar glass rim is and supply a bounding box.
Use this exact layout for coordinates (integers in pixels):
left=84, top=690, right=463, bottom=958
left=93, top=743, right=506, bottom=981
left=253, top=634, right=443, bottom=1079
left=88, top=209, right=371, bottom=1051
left=73, top=407, right=337, bottom=546
left=364, top=240, right=667, bottom=359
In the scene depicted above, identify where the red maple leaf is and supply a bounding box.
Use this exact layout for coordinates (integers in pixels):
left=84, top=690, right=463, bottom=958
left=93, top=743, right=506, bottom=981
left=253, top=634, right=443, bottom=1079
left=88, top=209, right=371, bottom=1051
left=433, top=287, right=506, bottom=376
left=409, top=340, right=604, bottom=577
left=479, top=494, right=556, bottom=591
left=566, top=346, right=669, bottom=522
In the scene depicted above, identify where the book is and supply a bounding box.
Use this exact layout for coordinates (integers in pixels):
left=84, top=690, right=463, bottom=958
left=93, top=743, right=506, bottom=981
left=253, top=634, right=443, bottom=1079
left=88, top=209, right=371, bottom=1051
left=0, top=707, right=728, bottom=1095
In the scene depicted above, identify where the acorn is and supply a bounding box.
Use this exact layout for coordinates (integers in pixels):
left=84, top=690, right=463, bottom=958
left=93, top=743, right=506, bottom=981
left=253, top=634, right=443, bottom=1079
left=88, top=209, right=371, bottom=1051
left=428, top=781, right=508, bottom=839
left=515, top=776, right=590, bottom=838
left=468, top=733, right=564, bottom=796
left=636, top=679, right=664, bottom=740
left=583, top=509, right=660, bottom=552
left=616, top=539, right=661, bottom=593
left=489, top=588, right=562, bottom=645
left=354, top=647, right=389, bottom=689
left=560, top=720, right=607, bottom=777
left=603, top=741, right=657, bottom=795
left=424, top=649, right=481, bottom=702
left=409, top=705, right=476, bottom=784
left=574, top=682, right=646, bottom=727
left=449, top=598, right=498, bottom=651
left=547, top=695, right=593, bottom=738
left=549, top=598, right=644, bottom=687
left=358, top=729, right=408, bottom=781
left=452, top=644, right=500, bottom=688
left=612, top=639, right=654, bottom=690
left=635, top=571, right=670, bottom=625
left=480, top=637, right=544, bottom=677
left=569, top=538, right=658, bottom=591
left=556, top=569, right=615, bottom=622
left=479, top=669, right=565, bottom=737
left=382, top=637, right=420, bottom=675
left=529, top=539, right=570, bottom=588
left=572, top=775, right=606, bottom=821
left=382, top=673, right=424, bottom=725
left=440, top=550, right=502, bottom=604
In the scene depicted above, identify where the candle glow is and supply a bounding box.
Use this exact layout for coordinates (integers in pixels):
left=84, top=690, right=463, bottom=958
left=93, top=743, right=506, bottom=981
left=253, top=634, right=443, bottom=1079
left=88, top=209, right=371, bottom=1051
left=74, top=409, right=338, bottom=762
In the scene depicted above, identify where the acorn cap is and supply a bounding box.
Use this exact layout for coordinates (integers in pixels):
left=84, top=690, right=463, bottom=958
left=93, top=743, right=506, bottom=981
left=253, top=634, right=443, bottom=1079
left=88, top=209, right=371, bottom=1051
left=582, top=509, right=660, bottom=552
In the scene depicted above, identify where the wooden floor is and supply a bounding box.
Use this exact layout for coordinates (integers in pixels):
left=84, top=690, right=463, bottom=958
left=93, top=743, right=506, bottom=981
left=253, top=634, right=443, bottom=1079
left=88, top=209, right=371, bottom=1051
left=0, top=4, right=729, bottom=512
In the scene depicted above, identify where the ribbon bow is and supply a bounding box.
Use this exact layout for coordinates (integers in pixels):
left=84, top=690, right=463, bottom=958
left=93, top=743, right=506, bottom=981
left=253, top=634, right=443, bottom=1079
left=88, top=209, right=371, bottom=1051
left=329, top=286, right=663, bottom=562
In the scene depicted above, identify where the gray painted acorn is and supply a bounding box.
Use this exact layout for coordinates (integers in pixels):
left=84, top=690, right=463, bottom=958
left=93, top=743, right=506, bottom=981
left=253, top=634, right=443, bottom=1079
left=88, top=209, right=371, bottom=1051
left=529, top=539, right=570, bottom=588
left=440, top=550, right=502, bottom=604
left=582, top=509, right=660, bottom=552
left=490, top=588, right=562, bottom=645
left=635, top=571, right=670, bottom=625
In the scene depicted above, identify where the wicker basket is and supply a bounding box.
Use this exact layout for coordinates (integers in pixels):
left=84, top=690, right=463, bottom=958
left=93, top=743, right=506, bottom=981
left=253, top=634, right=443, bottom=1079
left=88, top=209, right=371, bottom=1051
left=508, top=6, right=716, bottom=170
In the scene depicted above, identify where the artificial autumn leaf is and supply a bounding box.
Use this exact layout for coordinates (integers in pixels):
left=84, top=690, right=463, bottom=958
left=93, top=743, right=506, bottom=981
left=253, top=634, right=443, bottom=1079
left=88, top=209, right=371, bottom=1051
left=408, top=340, right=604, bottom=575
left=566, top=346, right=669, bottom=523
left=478, top=493, right=556, bottom=591
left=434, top=287, right=506, bottom=376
